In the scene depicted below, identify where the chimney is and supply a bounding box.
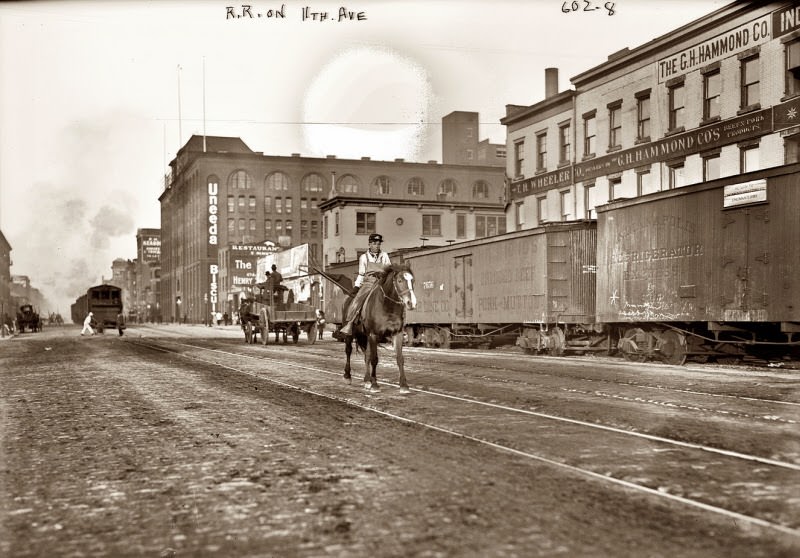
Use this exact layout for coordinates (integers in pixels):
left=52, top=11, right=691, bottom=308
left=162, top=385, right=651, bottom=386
left=545, top=68, right=558, bottom=98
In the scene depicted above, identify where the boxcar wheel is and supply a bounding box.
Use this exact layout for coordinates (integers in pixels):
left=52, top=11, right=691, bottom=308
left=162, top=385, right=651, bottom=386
left=619, top=328, right=647, bottom=362
left=659, top=330, right=687, bottom=365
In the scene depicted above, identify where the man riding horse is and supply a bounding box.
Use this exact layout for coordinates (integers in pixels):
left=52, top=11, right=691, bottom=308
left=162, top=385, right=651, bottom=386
left=338, top=232, right=391, bottom=337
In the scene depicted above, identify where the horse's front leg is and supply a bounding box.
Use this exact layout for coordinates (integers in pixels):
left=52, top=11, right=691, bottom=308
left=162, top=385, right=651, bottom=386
left=394, top=332, right=410, bottom=393
left=343, top=337, right=353, bottom=384
left=363, top=335, right=379, bottom=391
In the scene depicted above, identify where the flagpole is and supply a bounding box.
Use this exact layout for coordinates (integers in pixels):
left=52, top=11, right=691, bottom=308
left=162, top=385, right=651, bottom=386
left=177, top=64, right=183, bottom=148
left=203, top=57, right=207, bottom=153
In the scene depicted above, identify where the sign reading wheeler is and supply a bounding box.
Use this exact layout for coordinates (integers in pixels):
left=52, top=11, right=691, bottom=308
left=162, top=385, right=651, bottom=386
left=509, top=168, right=572, bottom=201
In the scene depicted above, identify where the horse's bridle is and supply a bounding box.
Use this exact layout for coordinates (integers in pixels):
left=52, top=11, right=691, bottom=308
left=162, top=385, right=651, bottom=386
left=379, top=270, right=414, bottom=306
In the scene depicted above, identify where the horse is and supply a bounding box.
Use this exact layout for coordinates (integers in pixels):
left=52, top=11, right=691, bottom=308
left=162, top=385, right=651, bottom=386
left=341, top=262, right=417, bottom=393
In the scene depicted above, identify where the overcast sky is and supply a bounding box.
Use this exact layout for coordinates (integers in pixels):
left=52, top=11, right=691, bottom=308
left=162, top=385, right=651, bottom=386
left=0, top=0, right=726, bottom=313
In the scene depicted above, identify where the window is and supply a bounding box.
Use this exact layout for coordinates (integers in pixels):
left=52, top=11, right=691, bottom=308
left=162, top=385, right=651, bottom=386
left=636, top=170, right=652, bottom=196
left=583, top=112, right=596, bottom=156
left=636, top=92, right=651, bottom=140
left=584, top=182, right=596, bottom=218
left=356, top=212, right=376, bottom=235
left=702, top=152, right=721, bottom=181
left=265, top=219, right=272, bottom=236
left=475, top=215, right=506, bottom=238
left=264, top=196, right=272, bottom=213
left=230, top=170, right=252, bottom=189
left=438, top=179, right=457, bottom=198
left=536, top=196, right=547, bottom=223
left=608, top=102, right=622, bottom=149
left=275, top=198, right=282, bottom=214
left=668, top=162, right=686, bottom=189
left=265, top=172, right=289, bottom=191
left=422, top=214, right=442, bottom=236
left=515, top=201, right=525, bottom=229
left=786, top=39, right=800, bottom=97
left=275, top=220, right=283, bottom=235
left=741, top=55, right=760, bottom=108
left=238, top=218, right=246, bottom=232
left=374, top=176, right=391, bottom=195
left=514, top=140, right=525, bottom=177
left=300, top=220, right=309, bottom=239
left=248, top=196, right=256, bottom=211
left=285, top=198, right=293, bottom=214
left=703, top=70, right=721, bottom=121
left=300, top=198, right=307, bottom=210
left=536, top=133, right=547, bottom=171
left=466, top=149, right=474, bottom=160
left=407, top=177, right=425, bottom=195
left=302, top=173, right=325, bottom=193
left=228, top=218, right=235, bottom=234
left=740, top=144, right=760, bottom=173
left=559, top=190, right=570, bottom=221
left=559, top=123, right=570, bottom=164
left=456, top=214, right=466, bottom=238
left=238, top=196, right=245, bottom=210
left=668, top=82, right=685, bottom=131
left=249, top=219, right=256, bottom=231
left=227, top=195, right=235, bottom=213
left=334, top=212, right=339, bottom=235
left=473, top=180, right=489, bottom=199
left=339, top=174, right=360, bottom=193
left=285, top=220, right=293, bottom=235
left=311, top=220, right=319, bottom=237
left=785, top=134, right=800, bottom=164
left=323, top=215, right=328, bottom=239
left=609, top=177, right=622, bottom=201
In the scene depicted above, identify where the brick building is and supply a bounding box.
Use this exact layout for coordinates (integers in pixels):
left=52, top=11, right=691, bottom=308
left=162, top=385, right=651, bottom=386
left=504, top=2, right=800, bottom=225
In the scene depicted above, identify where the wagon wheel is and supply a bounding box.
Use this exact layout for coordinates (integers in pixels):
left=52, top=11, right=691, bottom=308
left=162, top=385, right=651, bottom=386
left=291, top=324, right=300, bottom=344
left=244, top=321, right=253, bottom=344
left=619, top=328, right=647, bottom=362
left=260, top=309, right=270, bottom=346
left=307, top=322, right=318, bottom=345
left=658, top=330, right=687, bottom=366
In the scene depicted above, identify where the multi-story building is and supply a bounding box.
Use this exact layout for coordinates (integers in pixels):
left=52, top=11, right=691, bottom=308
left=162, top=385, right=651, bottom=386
left=107, top=258, right=136, bottom=317
left=504, top=1, right=800, bottom=225
left=135, top=228, right=161, bottom=322
left=160, top=118, right=507, bottom=323
left=318, top=160, right=506, bottom=266
left=0, top=230, right=11, bottom=325
left=442, top=111, right=506, bottom=166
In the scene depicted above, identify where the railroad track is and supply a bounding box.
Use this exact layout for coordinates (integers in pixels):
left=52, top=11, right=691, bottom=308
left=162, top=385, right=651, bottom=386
left=125, top=336, right=800, bottom=543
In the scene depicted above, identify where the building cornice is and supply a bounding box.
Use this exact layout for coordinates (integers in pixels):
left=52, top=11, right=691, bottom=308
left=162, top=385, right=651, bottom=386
left=318, top=196, right=504, bottom=212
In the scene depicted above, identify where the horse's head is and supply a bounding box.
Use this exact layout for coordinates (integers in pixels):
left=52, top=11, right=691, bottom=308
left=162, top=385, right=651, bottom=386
left=388, top=263, right=417, bottom=311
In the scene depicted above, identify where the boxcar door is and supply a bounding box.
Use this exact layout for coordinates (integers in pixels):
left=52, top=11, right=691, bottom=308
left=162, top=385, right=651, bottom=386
left=719, top=206, right=770, bottom=320
left=453, top=255, right=473, bottom=319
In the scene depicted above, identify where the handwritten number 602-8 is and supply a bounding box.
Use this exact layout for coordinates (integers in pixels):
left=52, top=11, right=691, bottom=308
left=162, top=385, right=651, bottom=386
left=561, top=1, right=615, bottom=15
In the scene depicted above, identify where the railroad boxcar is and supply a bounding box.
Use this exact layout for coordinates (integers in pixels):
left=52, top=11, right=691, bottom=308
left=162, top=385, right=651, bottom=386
left=596, top=163, right=800, bottom=364
left=402, top=221, right=601, bottom=352
left=71, top=285, right=123, bottom=333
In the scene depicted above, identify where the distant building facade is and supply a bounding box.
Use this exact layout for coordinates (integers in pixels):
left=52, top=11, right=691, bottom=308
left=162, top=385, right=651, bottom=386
left=135, top=228, right=161, bottom=322
left=442, top=111, right=506, bottom=166
left=0, top=230, right=11, bottom=324
left=107, top=258, right=136, bottom=317
left=504, top=3, right=800, bottom=226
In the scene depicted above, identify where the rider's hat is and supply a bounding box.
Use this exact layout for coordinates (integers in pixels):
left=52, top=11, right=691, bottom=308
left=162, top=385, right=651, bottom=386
left=368, top=233, right=383, bottom=243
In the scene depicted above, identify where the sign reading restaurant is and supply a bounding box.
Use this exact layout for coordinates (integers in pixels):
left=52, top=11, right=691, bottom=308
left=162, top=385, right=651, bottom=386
left=657, top=14, right=771, bottom=83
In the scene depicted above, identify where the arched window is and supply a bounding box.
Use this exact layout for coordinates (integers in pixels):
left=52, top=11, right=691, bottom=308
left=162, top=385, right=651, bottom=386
left=473, top=180, right=490, bottom=199
left=407, top=177, right=425, bottom=195
left=374, top=176, right=392, bottom=195
left=229, top=170, right=252, bottom=190
left=265, top=172, right=290, bottom=191
left=302, top=173, right=326, bottom=192
left=338, top=174, right=360, bottom=193
left=438, top=178, right=458, bottom=198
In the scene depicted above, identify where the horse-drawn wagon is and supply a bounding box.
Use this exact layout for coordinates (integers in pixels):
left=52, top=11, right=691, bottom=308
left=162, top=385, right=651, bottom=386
left=16, top=304, right=42, bottom=333
left=239, top=284, right=318, bottom=345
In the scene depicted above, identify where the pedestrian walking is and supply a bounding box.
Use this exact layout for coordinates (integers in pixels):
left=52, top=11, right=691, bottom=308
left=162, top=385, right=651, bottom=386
left=81, top=312, right=95, bottom=336
left=116, top=312, right=126, bottom=336
left=315, top=309, right=326, bottom=340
